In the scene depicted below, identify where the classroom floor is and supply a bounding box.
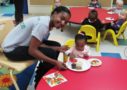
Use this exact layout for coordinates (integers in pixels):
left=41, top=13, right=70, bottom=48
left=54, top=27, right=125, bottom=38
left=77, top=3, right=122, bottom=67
left=0, top=4, right=127, bottom=90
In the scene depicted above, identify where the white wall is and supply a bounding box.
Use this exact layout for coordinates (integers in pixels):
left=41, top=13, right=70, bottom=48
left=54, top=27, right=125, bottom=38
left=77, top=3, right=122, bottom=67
left=28, top=5, right=52, bottom=15
left=28, top=0, right=51, bottom=15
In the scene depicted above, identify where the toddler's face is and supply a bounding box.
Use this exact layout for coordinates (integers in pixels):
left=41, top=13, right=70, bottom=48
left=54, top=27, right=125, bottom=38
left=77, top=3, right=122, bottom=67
left=76, top=40, right=86, bottom=51
left=116, top=3, right=123, bottom=9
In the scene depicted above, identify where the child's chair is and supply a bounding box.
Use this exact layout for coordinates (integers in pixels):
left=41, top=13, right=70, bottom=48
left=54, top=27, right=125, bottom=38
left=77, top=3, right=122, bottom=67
left=50, top=0, right=55, bottom=12
left=0, top=19, right=35, bottom=90
left=50, top=2, right=54, bottom=12
left=78, top=25, right=101, bottom=51
left=103, top=21, right=127, bottom=46
left=63, top=39, right=75, bottom=62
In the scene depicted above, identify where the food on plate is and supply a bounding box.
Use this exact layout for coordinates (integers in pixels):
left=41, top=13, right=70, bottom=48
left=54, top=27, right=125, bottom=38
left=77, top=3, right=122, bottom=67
left=76, top=66, right=82, bottom=70
left=70, top=58, right=77, bottom=63
left=66, top=58, right=91, bottom=72
left=88, top=58, right=102, bottom=66
left=71, top=63, right=76, bottom=69
left=76, top=61, right=82, bottom=70
left=71, top=61, right=82, bottom=70
left=91, top=60, right=100, bottom=66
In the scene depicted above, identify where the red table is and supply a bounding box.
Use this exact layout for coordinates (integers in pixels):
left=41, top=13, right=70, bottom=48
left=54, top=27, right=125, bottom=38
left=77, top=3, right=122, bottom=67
left=69, top=7, right=119, bottom=24
left=36, top=57, right=127, bottom=90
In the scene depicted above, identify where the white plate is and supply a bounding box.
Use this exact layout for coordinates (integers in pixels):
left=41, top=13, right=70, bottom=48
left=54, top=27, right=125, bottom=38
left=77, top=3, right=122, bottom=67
left=105, top=17, right=114, bottom=20
left=107, top=11, right=114, bottom=14
left=88, top=7, right=95, bottom=9
left=88, top=58, right=102, bottom=66
left=66, top=58, right=91, bottom=72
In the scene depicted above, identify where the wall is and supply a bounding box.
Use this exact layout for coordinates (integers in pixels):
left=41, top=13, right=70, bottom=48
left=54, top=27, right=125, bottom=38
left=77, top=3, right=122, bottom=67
left=30, top=0, right=54, bottom=5
left=61, top=0, right=111, bottom=7
left=28, top=0, right=112, bottom=15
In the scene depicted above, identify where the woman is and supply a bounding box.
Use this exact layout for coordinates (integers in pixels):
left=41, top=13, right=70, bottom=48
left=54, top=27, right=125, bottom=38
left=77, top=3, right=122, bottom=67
left=2, top=6, right=71, bottom=88
left=2, top=6, right=71, bottom=70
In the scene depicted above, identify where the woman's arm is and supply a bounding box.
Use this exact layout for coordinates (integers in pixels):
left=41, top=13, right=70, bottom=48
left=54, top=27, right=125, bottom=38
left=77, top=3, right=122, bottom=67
left=28, top=36, right=67, bottom=70
left=64, top=47, right=73, bottom=56
left=41, top=44, right=68, bottom=52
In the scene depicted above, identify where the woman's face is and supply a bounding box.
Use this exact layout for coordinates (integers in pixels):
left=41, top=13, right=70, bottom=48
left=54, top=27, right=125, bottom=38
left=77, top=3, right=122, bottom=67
left=52, top=12, right=71, bottom=29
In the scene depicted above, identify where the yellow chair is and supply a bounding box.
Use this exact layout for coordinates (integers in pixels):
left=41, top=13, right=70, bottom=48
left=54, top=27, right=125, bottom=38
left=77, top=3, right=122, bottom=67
left=50, top=5, right=54, bottom=12
left=0, top=20, right=34, bottom=90
left=50, top=0, right=55, bottom=12
left=78, top=25, right=101, bottom=52
left=103, top=21, right=127, bottom=46
left=63, top=39, right=75, bottom=63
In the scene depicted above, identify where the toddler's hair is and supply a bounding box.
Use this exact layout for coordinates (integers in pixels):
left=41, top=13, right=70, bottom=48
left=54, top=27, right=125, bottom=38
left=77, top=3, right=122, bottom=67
left=75, top=32, right=87, bottom=43
left=116, top=0, right=123, bottom=4
left=88, top=10, right=98, bottom=21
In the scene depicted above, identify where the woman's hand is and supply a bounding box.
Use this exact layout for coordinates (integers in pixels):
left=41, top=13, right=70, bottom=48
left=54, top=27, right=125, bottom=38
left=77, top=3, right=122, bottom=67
left=55, top=61, right=67, bottom=70
left=57, top=45, right=69, bottom=52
